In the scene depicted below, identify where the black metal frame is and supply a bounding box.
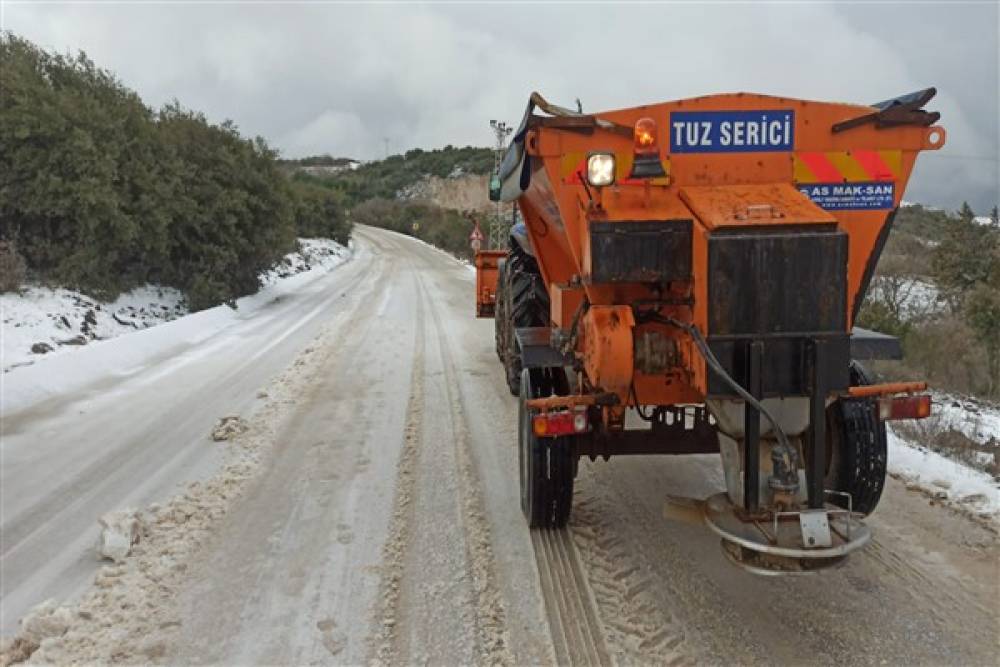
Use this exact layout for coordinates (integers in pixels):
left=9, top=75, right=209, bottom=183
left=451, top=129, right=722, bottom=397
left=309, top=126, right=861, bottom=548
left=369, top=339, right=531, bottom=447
left=575, top=406, right=720, bottom=458
left=736, top=336, right=835, bottom=512
left=743, top=341, right=764, bottom=510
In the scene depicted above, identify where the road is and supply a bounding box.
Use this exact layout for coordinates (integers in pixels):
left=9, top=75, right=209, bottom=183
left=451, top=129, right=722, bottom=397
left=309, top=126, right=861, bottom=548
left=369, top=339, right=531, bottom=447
left=2, top=226, right=997, bottom=665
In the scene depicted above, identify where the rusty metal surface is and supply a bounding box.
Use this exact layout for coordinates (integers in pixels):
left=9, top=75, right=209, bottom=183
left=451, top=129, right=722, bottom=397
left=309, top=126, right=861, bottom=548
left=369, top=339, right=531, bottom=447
left=581, top=306, right=635, bottom=402
left=634, top=330, right=677, bottom=374
left=588, top=220, right=692, bottom=284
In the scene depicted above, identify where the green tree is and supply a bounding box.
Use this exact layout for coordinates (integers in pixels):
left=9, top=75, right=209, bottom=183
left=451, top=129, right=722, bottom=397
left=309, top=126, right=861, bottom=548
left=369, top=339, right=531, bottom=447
left=964, top=281, right=1000, bottom=397
left=931, top=202, right=994, bottom=311
left=2, top=33, right=346, bottom=308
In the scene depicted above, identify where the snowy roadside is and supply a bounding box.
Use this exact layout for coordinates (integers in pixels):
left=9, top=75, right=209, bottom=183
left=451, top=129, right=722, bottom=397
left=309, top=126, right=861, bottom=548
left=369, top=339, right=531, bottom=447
left=887, top=393, right=1000, bottom=524
left=0, top=326, right=331, bottom=665
left=1, top=239, right=350, bottom=417
left=1, top=238, right=348, bottom=374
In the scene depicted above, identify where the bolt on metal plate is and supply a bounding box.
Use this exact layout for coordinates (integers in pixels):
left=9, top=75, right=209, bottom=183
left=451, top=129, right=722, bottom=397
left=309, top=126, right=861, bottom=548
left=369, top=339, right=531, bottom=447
left=799, top=510, right=833, bottom=548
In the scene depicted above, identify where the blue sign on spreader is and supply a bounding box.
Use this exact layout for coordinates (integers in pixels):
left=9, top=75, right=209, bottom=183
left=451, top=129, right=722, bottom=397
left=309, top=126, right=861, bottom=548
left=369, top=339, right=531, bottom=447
left=798, top=182, right=896, bottom=210
left=669, top=110, right=794, bottom=153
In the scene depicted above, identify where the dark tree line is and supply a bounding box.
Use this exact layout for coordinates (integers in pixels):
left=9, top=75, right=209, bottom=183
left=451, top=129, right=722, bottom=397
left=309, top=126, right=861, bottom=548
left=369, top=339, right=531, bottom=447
left=0, top=33, right=350, bottom=310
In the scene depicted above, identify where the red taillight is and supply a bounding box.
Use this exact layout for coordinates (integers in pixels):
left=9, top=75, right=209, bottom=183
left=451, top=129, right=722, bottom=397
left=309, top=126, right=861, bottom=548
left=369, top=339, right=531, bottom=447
left=878, top=394, right=932, bottom=420
left=532, top=409, right=589, bottom=437
left=634, top=117, right=658, bottom=155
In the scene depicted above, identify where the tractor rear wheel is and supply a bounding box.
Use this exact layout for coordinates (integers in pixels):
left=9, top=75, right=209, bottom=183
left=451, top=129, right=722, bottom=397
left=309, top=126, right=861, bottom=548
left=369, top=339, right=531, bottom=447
left=503, top=244, right=549, bottom=396
left=494, top=258, right=507, bottom=361
left=825, top=361, right=888, bottom=515
left=518, top=368, right=575, bottom=528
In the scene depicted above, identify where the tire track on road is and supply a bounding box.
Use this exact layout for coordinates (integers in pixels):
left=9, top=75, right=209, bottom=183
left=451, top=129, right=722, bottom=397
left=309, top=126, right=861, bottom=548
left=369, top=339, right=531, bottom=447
left=531, top=528, right=612, bottom=666
left=568, top=481, right=698, bottom=666
left=421, top=271, right=514, bottom=665
left=367, top=284, right=427, bottom=666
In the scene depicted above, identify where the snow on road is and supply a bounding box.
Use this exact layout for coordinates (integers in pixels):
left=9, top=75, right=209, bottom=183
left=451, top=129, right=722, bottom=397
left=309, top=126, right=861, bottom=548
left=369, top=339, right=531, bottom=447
left=0, top=237, right=357, bottom=646
left=2, top=227, right=997, bottom=666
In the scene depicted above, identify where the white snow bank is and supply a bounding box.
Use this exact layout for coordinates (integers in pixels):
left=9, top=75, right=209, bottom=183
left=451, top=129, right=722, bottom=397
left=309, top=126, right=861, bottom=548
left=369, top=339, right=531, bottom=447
left=888, top=427, right=999, bottom=520
left=1, top=239, right=346, bottom=375
left=931, top=393, right=1000, bottom=446
left=1, top=238, right=350, bottom=416
left=1, top=285, right=187, bottom=372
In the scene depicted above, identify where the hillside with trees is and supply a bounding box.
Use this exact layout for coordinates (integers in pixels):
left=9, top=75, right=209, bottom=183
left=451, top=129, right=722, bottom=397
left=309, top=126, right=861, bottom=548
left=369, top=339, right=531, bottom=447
left=0, top=33, right=350, bottom=311
left=287, top=146, right=494, bottom=259
left=290, top=146, right=493, bottom=208
left=859, top=203, right=1000, bottom=399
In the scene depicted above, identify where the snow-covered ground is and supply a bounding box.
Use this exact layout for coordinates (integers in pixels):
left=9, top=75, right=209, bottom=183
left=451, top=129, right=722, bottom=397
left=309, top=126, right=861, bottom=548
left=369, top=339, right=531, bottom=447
left=2, top=238, right=350, bottom=417
left=887, top=391, right=1000, bottom=521
left=888, top=428, right=999, bottom=518
left=1, top=238, right=348, bottom=374
left=1, top=234, right=362, bottom=645
left=1, top=285, right=187, bottom=373
left=931, top=392, right=1000, bottom=447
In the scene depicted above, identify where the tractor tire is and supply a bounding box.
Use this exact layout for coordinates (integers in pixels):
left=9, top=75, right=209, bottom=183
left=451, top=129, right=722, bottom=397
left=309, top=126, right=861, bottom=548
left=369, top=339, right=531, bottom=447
left=518, top=368, right=575, bottom=528
left=825, top=361, right=888, bottom=515
left=503, top=244, right=549, bottom=396
left=494, top=258, right=507, bottom=361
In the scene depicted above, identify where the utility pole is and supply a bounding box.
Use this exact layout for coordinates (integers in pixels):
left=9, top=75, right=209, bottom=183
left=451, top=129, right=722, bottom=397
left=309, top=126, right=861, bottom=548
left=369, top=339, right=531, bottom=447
left=488, top=119, right=513, bottom=250
left=383, top=137, right=390, bottom=159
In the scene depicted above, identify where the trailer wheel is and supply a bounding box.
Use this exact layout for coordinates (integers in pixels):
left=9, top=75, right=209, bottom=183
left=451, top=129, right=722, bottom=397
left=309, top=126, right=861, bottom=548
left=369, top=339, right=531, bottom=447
left=504, top=244, right=549, bottom=395
left=494, top=258, right=507, bottom=361
left=825, top=361, right=888, bottom=515
left=518, top=368, right=575, bottom=528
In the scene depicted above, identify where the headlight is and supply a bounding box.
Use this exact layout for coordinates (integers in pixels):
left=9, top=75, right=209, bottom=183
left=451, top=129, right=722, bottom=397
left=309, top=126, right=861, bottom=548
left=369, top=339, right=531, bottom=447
left=587, top=153, right=615, bottom=187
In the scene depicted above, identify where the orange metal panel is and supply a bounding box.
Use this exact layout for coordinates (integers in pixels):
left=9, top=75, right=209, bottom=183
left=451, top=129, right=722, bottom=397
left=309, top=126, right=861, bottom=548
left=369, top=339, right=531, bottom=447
left=474, top=250, right=505, bottom=318
left=549, top=283, right=586, bottom=329
left=679, top=183, right=836, bottom=230
left=510, top=91, right=944, bottom=408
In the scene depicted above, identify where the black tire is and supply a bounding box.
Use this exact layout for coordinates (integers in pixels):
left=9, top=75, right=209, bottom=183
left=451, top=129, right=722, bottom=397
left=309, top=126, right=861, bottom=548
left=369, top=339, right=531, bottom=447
left=518, top=368, right=575, bottom=528
left=503, top=243, right=549, bottom=396
left=825, top=361, right=888, bottom=515
left=494, top=258, right=507, bottom=361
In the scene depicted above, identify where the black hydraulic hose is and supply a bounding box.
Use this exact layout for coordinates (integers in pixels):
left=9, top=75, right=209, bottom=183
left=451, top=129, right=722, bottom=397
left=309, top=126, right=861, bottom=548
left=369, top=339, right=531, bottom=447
left=652, top=315, right=801, bottom=489
left=630, top=384, right=654, bottom=422
left=559, top=297, right=590, bottom=357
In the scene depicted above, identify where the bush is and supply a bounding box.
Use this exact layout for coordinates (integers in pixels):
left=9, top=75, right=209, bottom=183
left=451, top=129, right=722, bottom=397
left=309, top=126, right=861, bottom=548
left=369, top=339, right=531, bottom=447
left=352, top=198, right=473, bottom=259
left=290, top=180, right=352, bottom=245
left=0, top=239, right=27, bottom=292
left=1, top=33, right=349, bottom=310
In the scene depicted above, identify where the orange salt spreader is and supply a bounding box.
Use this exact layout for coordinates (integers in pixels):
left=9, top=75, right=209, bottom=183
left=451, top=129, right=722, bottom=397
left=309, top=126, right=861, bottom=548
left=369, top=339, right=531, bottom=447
left=476, top=89, right=942, bottom=573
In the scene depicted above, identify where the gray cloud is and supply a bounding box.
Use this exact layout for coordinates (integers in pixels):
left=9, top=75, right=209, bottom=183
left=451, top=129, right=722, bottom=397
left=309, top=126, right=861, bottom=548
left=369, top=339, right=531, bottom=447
left=4, top=1, right=997, bottom=212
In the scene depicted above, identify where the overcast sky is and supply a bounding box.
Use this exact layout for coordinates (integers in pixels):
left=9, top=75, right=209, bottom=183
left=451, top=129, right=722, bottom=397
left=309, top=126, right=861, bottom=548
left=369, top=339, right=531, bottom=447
left=3, top=1, right=998, bottom=212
